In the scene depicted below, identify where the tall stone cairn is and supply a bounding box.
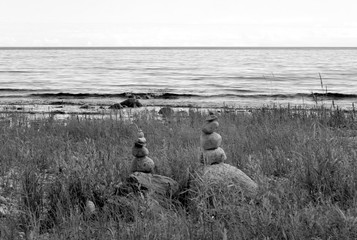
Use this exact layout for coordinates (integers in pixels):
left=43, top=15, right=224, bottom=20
left=199, top=113, right=227, bottom=165
left=197, top=112, right=258, bottom=198
left=131, top=129, right=155, bottom=173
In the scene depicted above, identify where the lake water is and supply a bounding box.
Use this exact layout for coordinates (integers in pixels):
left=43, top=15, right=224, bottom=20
left=0, top=47, right=356, bottom=109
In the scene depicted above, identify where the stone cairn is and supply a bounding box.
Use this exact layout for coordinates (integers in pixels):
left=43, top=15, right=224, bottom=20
left=128, top=128, right=179, bottom=209
left=199, top=112, right=227, bottom=165
left=196, top=112, right=258, bottom=199
left=131, top=129, right=155, bottom=173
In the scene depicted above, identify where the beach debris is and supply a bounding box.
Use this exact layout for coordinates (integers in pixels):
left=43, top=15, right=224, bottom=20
left=120, top=97, right=143, bottom=108
left=109, top=103, right=123, bottom=109
left=199, top=113, right=226, bottom=165
left=131, top=130, right=155, bottom=173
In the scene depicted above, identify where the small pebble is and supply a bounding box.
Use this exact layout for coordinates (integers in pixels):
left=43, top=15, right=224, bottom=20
left=86, top=200, right=96, bottom=213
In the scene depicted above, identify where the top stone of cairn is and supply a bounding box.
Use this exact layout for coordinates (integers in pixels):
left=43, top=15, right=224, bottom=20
left=202, top=113, right=219, bottom=134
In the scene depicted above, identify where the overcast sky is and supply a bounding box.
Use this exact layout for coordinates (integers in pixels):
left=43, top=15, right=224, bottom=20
left=0, top=0, right=356, bottom=47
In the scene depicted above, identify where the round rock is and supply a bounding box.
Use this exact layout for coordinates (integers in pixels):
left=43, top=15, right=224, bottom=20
left=200, top=132, right=222, bottom=150
left=131, top=156, right=155, bottom=173
left=202, top=120, right=219, bottom=134
left=132, top=146, right=149, bottom=157
left=137, top=137, right=147, bottom=145
left=120, top=98, right=143, bottom=108
left=137, top=130, right=145, bottom=138
left=200, top=163, right=258, bottom=198
left=86, top=200, right=96, bottom=213
left=200, top=147, right=227, bottom=165
left=206, top=114, right=218, bottom=122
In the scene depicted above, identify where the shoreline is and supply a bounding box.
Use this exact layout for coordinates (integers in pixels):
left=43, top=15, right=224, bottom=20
left=0, top=92, right=356, bottom=123
left=0, top=97, right=355, bottom=121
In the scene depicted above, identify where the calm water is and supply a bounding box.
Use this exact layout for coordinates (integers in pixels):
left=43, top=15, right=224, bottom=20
left=0, top=47, right=357, bottom=108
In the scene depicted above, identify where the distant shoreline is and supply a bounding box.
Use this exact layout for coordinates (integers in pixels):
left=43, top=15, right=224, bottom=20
left=1, top=46, right=357, bottom=50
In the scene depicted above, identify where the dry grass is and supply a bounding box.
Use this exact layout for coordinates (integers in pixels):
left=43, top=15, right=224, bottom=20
left=0, top=105, right=357, bottom=239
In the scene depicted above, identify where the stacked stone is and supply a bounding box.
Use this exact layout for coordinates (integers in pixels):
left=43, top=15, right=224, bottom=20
left=199, top=113, right=227, bottom=165
left=131, top=129, right=155, bottom=173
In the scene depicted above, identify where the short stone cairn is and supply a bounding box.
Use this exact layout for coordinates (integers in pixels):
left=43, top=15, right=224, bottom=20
left=128, top=128, right=179, bottom=202
left=131, top=129, right=155, bottom=173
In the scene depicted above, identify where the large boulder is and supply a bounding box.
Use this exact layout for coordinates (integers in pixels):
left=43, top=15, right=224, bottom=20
left=120, top=98, right=142, bottom=108
left=198, top=163, right=257, bottom=198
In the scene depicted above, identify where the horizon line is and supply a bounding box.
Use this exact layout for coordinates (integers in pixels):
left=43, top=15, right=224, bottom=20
left=1, top=46, right=357, bottom=50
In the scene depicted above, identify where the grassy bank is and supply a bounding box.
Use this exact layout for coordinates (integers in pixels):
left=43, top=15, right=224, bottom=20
left=0, top=106, right=357, bottom=239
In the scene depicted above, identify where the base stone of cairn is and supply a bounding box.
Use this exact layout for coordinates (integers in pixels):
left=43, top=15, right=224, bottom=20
left=194, top=113, right=258, bottom=200
left=199, top=163, right=258, bottom=198
left=127, top=172, right=179, bottom=198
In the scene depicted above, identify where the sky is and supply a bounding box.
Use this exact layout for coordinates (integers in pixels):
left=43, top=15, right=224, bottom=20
left=0, top=0, right=356, bottom=47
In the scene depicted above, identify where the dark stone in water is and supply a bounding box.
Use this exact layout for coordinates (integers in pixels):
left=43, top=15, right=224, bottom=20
left=158, top=107, right=174, bottom=116
left=109, top=103, right=123, bottom=109
left=120, top=98, right=142, bottom=108
left=80, top=105, right=90, bottom=109
left=51, top=110, right=65, bottom=114
left=49, top=101, right=70, bottom=105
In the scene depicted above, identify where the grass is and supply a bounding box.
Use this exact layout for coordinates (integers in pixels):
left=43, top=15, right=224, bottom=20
left=0, top=106, right=357, bottom=239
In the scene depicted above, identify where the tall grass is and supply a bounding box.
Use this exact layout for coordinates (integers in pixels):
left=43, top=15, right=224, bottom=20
left=0, top=106, right=356, bottom=239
